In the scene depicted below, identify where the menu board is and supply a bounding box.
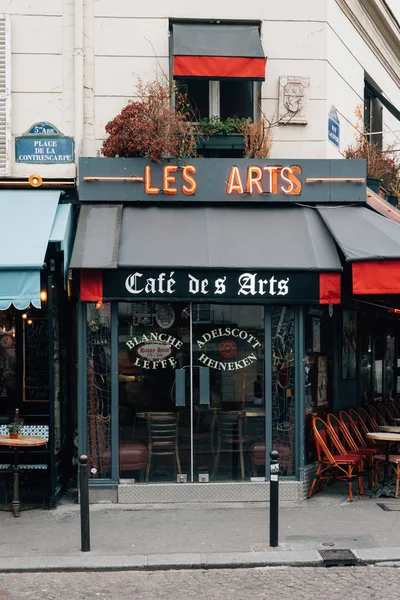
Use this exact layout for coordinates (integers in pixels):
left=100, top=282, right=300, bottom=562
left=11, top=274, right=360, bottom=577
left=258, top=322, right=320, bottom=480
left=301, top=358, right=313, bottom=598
left=23, top=318, right=49, bottom=402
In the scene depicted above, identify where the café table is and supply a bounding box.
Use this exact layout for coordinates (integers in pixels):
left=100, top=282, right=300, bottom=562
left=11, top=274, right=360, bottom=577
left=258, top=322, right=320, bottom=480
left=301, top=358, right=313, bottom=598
left=366, top=431, right=400, bottom=498
left=0, top=434, right=47, bottom=517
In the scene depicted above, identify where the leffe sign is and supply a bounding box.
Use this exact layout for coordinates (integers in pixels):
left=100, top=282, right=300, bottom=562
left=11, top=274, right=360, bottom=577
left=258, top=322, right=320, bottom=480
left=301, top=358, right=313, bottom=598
left=102, top=269, right=321, bottom=303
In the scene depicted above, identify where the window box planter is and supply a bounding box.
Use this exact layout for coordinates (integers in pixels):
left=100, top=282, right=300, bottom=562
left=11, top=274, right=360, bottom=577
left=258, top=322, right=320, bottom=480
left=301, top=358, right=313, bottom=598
left=196, top=134, right=245, bottom=151
left=366, top=177, right=383, bottom=194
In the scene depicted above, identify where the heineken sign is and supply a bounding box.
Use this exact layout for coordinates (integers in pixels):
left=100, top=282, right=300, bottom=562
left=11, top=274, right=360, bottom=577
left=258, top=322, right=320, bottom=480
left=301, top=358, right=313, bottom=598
left=102, top=269, right=321, bottom=303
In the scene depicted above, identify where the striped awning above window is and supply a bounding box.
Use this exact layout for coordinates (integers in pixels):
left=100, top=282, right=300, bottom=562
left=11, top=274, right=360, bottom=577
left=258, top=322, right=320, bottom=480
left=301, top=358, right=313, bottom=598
left=172, top=23, right=266, bottom=80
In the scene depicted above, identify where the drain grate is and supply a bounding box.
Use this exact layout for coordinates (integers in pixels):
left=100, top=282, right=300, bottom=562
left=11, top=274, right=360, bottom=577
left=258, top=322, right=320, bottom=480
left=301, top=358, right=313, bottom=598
left=318, top=548, right=358, bottom=567
left=377, top=503, right=400, bottom=511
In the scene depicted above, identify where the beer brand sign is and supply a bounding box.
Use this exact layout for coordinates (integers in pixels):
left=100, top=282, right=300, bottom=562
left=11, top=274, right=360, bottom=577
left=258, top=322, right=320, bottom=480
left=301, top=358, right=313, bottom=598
left=196, top=327, right=261, bottom=371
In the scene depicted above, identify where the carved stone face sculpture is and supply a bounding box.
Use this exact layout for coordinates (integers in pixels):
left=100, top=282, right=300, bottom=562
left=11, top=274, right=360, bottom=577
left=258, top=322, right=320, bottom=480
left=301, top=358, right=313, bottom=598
left=279, top=76, right=310, bottom=124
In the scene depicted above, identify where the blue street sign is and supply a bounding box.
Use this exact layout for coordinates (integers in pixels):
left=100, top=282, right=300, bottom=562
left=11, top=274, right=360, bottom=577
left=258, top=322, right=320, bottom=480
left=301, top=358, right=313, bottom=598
left=15, top=122, right=75, bottom=164
left=328, top=106, right=340, bottom=149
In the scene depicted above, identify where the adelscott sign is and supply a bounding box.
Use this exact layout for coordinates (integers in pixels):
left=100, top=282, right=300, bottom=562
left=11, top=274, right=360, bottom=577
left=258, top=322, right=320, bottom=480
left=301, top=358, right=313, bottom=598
left=79, top=158, right=366, bottom=204
left=102, top=269, right=320, bottom=303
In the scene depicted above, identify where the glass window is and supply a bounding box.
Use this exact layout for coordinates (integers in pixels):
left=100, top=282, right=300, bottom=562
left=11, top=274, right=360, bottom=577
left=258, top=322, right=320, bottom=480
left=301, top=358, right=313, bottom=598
left=272, top=307, right=295, bottom=475
left=176, top=79, right=209, bottom=120
left=385, top=324, right=396, bottom=400
left=220, top=80, right=254, bottom=119
left=86, top=302, right=112, bottom=479
left=304, top=306, right=334, bottom=464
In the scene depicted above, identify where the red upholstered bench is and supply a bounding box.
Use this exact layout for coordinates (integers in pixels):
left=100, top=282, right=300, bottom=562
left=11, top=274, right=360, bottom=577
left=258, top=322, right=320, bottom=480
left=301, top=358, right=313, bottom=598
left=103, top=442, right=148, bottom=474
left=251, top=442, right=292, bottom=476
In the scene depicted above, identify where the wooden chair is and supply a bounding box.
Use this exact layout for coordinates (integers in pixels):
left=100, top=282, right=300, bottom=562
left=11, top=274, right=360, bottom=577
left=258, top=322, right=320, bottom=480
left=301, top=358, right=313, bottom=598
left=307, top=417, right=364, bottom=502
left=212, top=411, right=255, bottom=480
left=375, top=402, right=390, bottom=426
left=145, top=413, right=181, bottom=482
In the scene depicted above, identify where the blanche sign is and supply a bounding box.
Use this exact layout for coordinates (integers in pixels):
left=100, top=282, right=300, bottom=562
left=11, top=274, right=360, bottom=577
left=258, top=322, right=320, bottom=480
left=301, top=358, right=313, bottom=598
left=80, top=157, right=366, bottom=204
left=103, top=269, right=320, bottom=303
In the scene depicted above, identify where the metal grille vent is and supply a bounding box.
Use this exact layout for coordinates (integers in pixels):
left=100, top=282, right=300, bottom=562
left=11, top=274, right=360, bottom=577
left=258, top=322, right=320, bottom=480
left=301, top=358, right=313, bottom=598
left=318, top=549, right=358, bottom=567
left=377, top=503, right=400, bottom=512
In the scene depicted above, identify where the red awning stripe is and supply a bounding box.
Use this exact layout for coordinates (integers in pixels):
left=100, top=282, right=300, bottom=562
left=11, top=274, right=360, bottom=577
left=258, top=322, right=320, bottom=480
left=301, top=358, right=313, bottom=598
left=319, top=272, right=341, bottom=304
left=173, top=56, right=266, bottom=79
left=80, top=270, right=103, bottom=302
left=353, top=261, right=400, bottom=295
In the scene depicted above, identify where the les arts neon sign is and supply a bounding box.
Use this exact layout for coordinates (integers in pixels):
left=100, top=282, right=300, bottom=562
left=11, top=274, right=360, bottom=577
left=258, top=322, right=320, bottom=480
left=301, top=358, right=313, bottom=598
left=143, top=164, right=302, bottom=196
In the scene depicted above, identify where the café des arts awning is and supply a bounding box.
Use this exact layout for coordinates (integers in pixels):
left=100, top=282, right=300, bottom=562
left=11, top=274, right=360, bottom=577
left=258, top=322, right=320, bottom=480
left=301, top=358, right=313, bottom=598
left=70, top=204, right=342, bottom=305
left=0, top=190, right=72, bottom=309
left=317, top=205, right=400, bottom=295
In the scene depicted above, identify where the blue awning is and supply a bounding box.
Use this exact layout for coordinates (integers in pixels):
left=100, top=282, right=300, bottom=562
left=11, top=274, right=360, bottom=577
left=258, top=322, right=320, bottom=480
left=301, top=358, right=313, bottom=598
left=0, top=191, right=71, bottom=310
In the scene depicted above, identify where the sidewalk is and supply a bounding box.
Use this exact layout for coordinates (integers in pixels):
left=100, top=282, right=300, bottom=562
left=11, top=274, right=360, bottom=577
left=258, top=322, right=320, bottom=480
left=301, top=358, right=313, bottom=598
left=1, top=485, right=400, bottom=572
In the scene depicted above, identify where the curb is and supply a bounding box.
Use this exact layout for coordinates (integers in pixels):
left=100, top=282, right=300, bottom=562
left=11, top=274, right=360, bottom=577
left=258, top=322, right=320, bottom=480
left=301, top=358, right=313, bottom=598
left=0, top=548, right=399, bottom=573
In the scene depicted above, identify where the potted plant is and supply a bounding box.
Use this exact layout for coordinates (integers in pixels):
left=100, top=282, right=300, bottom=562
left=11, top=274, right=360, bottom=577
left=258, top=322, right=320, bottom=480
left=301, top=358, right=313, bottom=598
left=8, top=419, right=22, bottom=439
left=344, top=106, right=400, bottom=194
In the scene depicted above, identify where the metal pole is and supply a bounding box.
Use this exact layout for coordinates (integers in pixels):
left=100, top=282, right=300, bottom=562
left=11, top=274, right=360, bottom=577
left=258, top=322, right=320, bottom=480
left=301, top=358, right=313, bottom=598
left=79, top=454, right=90, bottom=552
left=269, top=450, right=279, bottom=548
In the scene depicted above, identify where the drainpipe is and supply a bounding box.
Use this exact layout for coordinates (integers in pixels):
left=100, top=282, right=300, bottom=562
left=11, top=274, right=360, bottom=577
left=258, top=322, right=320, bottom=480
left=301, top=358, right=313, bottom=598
left=74, top=0, right=84, bottom=176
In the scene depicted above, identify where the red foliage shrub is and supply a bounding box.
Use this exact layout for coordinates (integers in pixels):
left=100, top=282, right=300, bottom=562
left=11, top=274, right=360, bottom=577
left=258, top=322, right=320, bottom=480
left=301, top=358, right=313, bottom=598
left=101, top=80, right=196, bottom=162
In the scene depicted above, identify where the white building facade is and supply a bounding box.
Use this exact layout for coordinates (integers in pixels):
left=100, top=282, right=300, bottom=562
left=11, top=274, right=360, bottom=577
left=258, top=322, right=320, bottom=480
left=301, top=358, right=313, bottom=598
left=0, top=0, right=399, bottom=180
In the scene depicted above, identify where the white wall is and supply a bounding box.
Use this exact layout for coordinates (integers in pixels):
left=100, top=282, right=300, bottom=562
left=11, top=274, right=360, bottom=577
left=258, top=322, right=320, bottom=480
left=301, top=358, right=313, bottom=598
left=2, top=0, right=400, bottom=175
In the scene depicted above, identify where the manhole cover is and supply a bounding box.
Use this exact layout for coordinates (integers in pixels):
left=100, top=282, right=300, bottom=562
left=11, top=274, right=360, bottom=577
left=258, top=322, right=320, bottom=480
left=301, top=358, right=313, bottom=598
left=318, top=549, right=358, bottom=567
left=377, top=503, right=400, bottom=511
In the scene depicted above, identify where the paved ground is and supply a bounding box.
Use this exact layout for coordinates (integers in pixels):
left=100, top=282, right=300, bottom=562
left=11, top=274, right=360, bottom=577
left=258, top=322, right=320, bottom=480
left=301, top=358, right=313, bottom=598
left=0, top=487, right=398, bottom=558
left=0, top=567, right=399, bottom=600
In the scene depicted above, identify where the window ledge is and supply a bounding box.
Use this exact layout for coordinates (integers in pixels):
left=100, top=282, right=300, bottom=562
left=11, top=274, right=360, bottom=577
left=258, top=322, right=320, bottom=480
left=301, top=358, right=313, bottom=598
left=197, top=134, right=245, bottom=150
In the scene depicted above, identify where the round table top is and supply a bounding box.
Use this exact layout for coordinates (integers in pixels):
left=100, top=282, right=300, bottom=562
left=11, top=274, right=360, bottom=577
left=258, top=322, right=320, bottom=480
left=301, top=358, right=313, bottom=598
left=378, top=425, right=400, bottom=434
left=0, top=434, right=47, bottom=447
left=367, top=431, right=400, bottom=442
left=392, top=417, right=400, bottom=423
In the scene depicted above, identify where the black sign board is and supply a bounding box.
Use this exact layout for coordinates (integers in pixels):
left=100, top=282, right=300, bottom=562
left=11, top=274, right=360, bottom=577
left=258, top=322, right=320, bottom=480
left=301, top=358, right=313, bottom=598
left=79, top=157, right=366, bottom=204
left=23, top=318, right=49, bottom=402
left=102, top=269, right=321, bottom=303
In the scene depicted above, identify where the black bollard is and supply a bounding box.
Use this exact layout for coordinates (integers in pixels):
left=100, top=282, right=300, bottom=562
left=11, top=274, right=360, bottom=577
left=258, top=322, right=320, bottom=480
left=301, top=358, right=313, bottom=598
left=79, top=454, right=91, bottom=552
left=269, top=450, right=279, bottom=548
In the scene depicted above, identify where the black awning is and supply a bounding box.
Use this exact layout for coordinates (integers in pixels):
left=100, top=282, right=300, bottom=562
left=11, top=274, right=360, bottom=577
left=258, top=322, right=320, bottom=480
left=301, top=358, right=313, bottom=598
left=317, top=205, right=400, bottom=262
left=317, top=205, right=400, bottom=295
left=172, top=23, right=266, bottom=80
left=72, top=205, right=343, bottom=304
left=117, top=206, right=341, bottom=271
left=70, top=204, right=122, bottom=269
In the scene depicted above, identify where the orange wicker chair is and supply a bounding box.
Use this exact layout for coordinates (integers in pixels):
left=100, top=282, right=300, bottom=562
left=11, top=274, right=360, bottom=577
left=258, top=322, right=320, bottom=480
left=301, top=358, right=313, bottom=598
left=357, top=406, right=379, bottom=434
left=337, top=411, right=377, bottom=489
left=307, top=417, right=365, bottom=502
left=368, top=404, right=387, bottom=427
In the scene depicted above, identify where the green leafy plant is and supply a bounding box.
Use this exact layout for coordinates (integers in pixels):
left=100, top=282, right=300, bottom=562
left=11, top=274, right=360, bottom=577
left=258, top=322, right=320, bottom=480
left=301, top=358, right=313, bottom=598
left=8, top=420, right=22, bottom=435
left=196, top=116, right=247, bottom=136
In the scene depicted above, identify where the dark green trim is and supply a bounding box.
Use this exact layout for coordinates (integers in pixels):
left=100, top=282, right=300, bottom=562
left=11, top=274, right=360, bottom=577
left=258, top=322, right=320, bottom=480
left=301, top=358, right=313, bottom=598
left=264, top=306, right=272, bottom=480
left=196, top=134, right=245, bottom=151
left=295, top=307, right=305, bottom=478
left=111, top=302, right=119, bottom=484
left=88, top=480, right=118, bottom=489
left=77, top=300, right=87, bottom=458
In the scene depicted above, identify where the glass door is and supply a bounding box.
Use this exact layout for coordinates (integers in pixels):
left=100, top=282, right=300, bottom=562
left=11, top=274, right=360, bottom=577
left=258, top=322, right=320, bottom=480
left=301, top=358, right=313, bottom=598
left=191, top=303, right=265, bottom=482
left=117, top=301, right=266, bottom=483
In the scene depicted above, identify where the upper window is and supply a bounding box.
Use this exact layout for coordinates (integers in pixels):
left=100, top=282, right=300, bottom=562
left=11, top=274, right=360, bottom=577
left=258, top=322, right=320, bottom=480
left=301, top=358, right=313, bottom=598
left=364, top=81, right=383, bottom=149
left=176, top=79, right=256, bottom=121
left=172, top=22, right=265, bottom=122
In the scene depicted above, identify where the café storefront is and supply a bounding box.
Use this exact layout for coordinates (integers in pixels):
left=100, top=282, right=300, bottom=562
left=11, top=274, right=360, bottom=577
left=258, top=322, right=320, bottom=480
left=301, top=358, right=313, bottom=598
left=70, top=156, right=400, bottom=503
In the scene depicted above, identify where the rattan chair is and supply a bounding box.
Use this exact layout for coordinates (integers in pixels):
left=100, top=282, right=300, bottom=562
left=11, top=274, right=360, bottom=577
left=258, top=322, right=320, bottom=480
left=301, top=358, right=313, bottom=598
left=307, top=417, right=365, bottom=502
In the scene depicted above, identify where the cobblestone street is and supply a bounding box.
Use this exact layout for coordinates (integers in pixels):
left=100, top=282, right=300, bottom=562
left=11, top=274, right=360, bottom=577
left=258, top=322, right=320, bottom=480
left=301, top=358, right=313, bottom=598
left=0, top=566, right=399, bottom=600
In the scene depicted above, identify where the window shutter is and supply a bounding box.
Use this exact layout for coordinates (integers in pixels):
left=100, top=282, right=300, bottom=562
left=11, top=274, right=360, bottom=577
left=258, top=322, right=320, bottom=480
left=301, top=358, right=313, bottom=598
left=0, top=16, right=10, bottom=176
